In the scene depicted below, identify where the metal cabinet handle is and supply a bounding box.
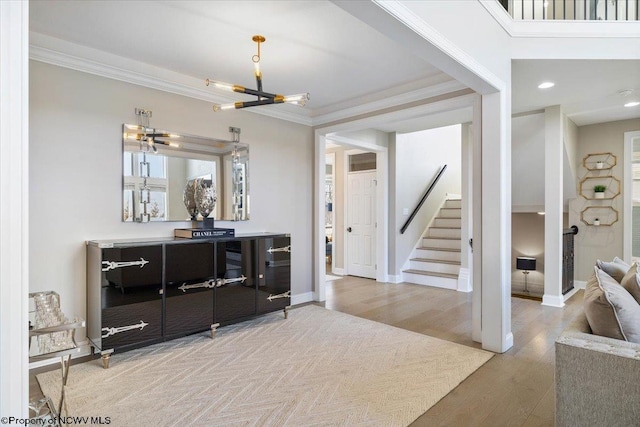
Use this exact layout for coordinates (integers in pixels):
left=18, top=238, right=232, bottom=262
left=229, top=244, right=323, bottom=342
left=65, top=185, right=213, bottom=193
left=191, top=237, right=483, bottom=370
left=102, top=320, right=148, bottom=338
left=347, top=227, right=352, bottom=232
left=101, top=257, right=148, bottom=272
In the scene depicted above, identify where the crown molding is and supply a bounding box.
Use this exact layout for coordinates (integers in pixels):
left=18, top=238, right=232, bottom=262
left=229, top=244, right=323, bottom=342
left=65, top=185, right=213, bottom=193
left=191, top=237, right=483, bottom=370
left=312, top=79, right=467, bottom=126
left=480, top=0, right=640, bottom=38
left=30, top=32, right=471, bottom=129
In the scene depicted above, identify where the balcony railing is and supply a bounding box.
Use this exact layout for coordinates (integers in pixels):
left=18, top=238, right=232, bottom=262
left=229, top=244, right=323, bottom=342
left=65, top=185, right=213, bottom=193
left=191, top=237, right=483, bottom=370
left=500, top=0, right=639, bottom=20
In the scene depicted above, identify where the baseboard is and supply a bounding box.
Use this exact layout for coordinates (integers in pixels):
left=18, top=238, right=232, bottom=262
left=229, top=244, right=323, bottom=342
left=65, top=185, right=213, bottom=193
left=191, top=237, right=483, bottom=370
left=29, top=340, right=92, bottom=369
left=292, top=292, right=314, bottom=306
left=541, top=294, right=565, bottom=308
left=388, top=274, right=403, bottom=284
left=505, top=332, right=514, bottom=351
left=457, top=268, right=471, bottom=292
left=574, top=280, right=587, bottom=290
left=332, top=267, right=345, bottom=276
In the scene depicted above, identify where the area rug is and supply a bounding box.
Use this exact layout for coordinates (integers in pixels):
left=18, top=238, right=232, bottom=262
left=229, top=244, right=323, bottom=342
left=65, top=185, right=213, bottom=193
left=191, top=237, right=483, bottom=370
left=38, top=305, right=492, bottom=427
left=325, top=274, right=343, bottom=281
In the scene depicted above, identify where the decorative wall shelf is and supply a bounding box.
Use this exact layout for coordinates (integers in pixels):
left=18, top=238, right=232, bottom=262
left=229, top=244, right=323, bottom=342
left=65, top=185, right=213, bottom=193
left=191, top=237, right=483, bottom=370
left=578, top=175, right=621, bottom=200
left=580, top=206, right=619, bottom=227
left=583, top=152, right=616, bottom=171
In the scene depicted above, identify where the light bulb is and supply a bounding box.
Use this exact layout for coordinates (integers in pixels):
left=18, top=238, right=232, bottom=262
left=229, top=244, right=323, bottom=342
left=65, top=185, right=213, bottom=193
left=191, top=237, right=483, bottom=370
left=212, top=103, right=237, bottom=112
left=283, top=93, right=310, bottom=103
left=254, top=62, right=261, bottom=78
left=206, top=79, right=235, bottom=92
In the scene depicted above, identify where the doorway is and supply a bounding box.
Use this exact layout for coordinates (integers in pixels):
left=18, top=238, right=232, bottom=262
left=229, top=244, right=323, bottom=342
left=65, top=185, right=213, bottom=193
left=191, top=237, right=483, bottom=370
left=346, top=151, right=377, bottom=279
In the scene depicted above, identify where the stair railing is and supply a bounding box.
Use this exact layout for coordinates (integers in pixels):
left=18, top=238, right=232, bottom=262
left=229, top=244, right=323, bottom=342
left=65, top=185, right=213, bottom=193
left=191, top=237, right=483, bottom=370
left=501, top=0, right=639, bottom=21
left=400, top=164, right=447, bottom=235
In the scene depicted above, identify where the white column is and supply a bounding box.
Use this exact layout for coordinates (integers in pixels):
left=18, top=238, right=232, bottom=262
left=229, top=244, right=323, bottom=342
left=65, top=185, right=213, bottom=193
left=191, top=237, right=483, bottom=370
left=0, top=0, right=29, bottom=417
left=481, top=91, right=513, bottom=353
left=459, top=123, right=473, bottom=293
left=543, top=106, right=565, bottom=307
left=314, top=132, right=327, bottom=301
left=471, top=96, right=483, bottom=343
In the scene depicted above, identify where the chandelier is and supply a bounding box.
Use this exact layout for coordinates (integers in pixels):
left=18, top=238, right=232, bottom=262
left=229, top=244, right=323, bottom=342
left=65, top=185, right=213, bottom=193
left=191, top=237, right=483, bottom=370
left=206, top=35, right=310, bottom=112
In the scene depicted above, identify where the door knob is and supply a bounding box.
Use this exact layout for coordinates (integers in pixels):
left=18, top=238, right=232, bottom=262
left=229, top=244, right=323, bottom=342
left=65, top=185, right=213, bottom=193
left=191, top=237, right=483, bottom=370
left=347, top=227, right=352, bottom=232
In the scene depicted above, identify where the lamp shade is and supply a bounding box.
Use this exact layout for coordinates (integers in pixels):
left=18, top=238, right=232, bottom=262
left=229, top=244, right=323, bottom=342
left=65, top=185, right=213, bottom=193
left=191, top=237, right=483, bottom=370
left=516, top=257, right=536, bottom=271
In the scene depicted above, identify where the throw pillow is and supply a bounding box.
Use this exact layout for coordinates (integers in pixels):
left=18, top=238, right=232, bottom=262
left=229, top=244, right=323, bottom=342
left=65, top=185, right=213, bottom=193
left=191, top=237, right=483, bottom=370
left=596, top=258, right=628, bottom=282
left=584, top=267, right=640, bottom=343
left=620, top=262, right=640, bottom=305
left=613, top=256, right=629, bottom=267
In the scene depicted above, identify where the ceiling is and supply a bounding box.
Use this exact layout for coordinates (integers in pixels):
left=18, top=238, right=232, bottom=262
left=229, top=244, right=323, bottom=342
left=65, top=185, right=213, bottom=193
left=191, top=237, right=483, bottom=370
left=512, top=59, right=640, bottom=126
left=29, top=1, right=639, bottom=132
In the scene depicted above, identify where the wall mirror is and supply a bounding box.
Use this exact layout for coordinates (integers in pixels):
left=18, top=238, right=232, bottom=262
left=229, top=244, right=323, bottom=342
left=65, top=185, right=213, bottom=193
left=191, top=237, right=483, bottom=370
left=122, top=124, right=249, bottom=222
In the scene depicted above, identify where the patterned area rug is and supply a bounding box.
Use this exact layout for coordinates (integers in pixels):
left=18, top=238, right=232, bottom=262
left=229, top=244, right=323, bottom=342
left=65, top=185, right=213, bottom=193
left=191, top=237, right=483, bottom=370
left=38, top=305, right=491, bottom=426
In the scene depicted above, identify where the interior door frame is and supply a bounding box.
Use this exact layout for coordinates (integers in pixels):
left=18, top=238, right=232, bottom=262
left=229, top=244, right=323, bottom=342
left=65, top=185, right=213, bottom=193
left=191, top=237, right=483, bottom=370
left=326, top=152, right=336, bottom=272
left=314, top=132, right=389, bottom=302
left=623, top=130, right=640, bottom=262
left=344, top=149, right=377, bottom=278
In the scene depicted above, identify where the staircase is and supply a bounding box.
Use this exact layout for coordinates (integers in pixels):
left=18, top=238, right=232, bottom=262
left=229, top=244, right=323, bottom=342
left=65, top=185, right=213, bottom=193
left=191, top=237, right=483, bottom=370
left=403, top=198, right=461, bottom=289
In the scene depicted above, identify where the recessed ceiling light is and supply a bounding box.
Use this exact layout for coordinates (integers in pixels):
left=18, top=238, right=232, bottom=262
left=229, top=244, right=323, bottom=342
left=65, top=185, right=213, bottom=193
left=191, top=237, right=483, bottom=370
left=537, top=211, right=545, bottom=215
left=624, top=101, right=640, bottom=108
left=538, top=82, right=555, bottom=89
left=618, top=89, right=634, bottom=97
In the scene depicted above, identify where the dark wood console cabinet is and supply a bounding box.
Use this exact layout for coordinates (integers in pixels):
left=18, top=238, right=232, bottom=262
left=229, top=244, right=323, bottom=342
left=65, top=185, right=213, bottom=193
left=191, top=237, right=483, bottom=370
left=86, top=233, right=291, bottom=368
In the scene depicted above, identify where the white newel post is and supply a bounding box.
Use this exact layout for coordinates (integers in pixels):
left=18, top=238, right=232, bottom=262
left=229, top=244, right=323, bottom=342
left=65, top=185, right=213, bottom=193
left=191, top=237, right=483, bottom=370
left=481, top=91, right=513, bottom=353
left=0, top=0, right=30, bottom=417
left=543, top=106, right=565, bottom=307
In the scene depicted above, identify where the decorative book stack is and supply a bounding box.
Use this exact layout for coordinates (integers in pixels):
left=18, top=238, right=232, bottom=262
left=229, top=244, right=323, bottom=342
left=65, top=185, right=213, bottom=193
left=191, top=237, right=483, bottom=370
left=175, top=228, right=235, bottom=239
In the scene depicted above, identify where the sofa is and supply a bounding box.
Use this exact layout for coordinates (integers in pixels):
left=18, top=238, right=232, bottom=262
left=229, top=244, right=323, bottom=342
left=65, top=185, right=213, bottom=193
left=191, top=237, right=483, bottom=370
left=555, top=261, right=640, bottom=427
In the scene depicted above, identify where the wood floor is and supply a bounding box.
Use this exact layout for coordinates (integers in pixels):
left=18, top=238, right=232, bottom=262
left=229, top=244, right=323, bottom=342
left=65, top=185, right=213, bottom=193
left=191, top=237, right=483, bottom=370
left=322, top=274, right=583, bottom=427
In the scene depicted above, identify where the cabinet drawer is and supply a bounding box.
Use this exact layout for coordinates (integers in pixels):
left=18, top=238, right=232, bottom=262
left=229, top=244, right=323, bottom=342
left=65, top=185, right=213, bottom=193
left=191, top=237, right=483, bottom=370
left=165, top=243, right=214, bottom=284
left=101, top=299, right=161, bottom=349
left=165, top=283, right=214, bottom=337
left=215, top=240, right=256, bottom=323
left=257, top=237, right=291, bottom=314
left=103, top=246, right=162, bottom=289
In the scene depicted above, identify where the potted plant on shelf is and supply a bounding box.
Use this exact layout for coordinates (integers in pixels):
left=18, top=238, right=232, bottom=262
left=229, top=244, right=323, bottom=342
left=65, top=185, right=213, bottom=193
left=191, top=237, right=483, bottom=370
left=594, top=185, right=606, bottom=199
left=594, top=218, right=600, bottom=226
left=596, top=160, right=605, bottom=169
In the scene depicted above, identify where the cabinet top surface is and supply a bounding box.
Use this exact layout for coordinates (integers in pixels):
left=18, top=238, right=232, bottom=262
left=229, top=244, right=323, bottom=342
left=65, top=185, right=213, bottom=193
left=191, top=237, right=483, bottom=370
left=87, top=232, right=290, bottom=248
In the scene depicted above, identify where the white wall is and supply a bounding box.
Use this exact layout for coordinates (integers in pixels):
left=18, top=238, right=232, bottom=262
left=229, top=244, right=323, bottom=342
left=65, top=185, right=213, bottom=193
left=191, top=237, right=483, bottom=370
left=392, top=124, right=462, bottom=275
left=564, top=116, right=579, bottom=182
left=569, top=118, right=640, bottom=281
left=336, top=129, right=390, bottom=148
left=512, top=113, right=545, bottom=210
left=511, top=112, right=578, bottom=212
left=30, top=61, right=314, bottom=334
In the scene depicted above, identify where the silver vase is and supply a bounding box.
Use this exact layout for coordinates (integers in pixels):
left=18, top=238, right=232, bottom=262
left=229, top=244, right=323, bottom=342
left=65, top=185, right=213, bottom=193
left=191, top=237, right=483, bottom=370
left=194, top=178, right=217, bottom=220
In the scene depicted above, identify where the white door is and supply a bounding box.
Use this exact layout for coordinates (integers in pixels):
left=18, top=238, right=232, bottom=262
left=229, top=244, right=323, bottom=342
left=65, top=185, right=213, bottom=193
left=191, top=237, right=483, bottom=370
left=347, top=171, right=376, bottom=279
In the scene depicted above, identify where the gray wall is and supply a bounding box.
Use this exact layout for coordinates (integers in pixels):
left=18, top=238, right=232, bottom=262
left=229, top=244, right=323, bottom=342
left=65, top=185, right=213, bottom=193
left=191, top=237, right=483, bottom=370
left=30, top=61, right=314, bottom=330
left=569, top=118, right=640, bottom=281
